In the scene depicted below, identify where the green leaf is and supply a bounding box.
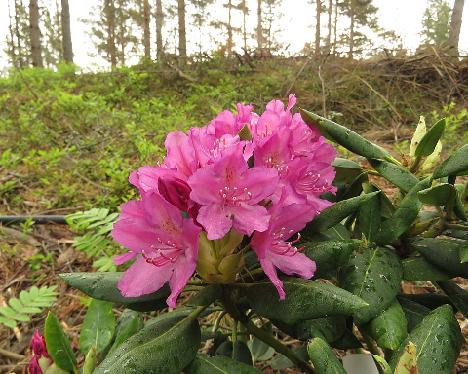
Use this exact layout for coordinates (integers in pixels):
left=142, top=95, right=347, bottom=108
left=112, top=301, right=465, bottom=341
left=454, top=183, right=467, bottom=221
left=44, top=312, right=77, bottom=372
left=60, top=272, right=170, bottom=311
left=394, top=341, right=417, bottom=374
left=109, top=309, right=143, bottom=354
left=82, top=346, right=97, bottom=374
left=330, top=329, right=362, bottom=349
left=368, top=159, right=418, bottom=192
left=375, top=178, right=431, bottom=245
left=398, top=297, right=430, bottom=331
left=411, top=238, right=468, bottom=278
left=364, top=300, right=407, bottom=350
left=402, top=257, right=451, bottom=281
left=187, top=285, right=222, bottom=307
left=307, top=337, right=346, bottom=374
left=274, top=316, right=346, bottom=343
left=304, top=192, right=380, bottom=233
left=437, top=281, right=468, bottom=318
left=459, top=243, right=468, bottom=263
left=186, top=355, right=262, bottom=374
left=414, top=118, right=445, bottom=157
left=433, top=143, right=468, bottom=178
left=248, top=336, right=275, bottom=362
left=302, top=240, right=360, bottom=278
left=339, top=246, right=403, bottom=324
left=410, top=116, right=427, bottom=157
left=95, top=311, right=201, bottom=374
left=332, top=158, right=362, bottom=182
left=79, top=299, right=116, bottom=355
left=239, top=278, right=368, bottom=324
left=373, top=355, right=392, bottom=374
left=232, top=341, right=253, bottom=365
left=0, top=285, right=58, bottom=330
left=270, top=346, right=309, bottom=370
left=301, top=109, right=393, bottom=161
left=390, top=305, right=463, bottom=374
left=356, top=185, right=381, bottom=241
left=400, top=293, right=453, bottom=311
left=418, top=183, right=455, bottom=206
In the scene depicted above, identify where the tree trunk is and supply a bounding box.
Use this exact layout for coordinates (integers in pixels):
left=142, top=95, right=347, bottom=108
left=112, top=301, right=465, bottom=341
left=227, top=0, right=233, bottom=55
left=14, top=0, right=24, bottom=67
left=242, top=0, right=248, bottom=52
left=60, top=0, right=73, bottom=63
left=7, top=0, right=18, bottom=68
left=332, top=0, right=337, bottom=55
left=326, top=0, right=332, bottom=54
left=143, top=0, right=151, bottom=58
left=105, top=0, right=117, bottom=68
left=155, top=0, right=164, bottom=59
left=177, top=0, right=187, bottom=61
left=118, top=0, right=125, bottom=65
left=256, top=0, right=262, bottom=50
left=447, top=0, right=464, bottom=55
left=29, top=0, right=43, bottom=67
left=348, top=0, right=354, bottom=59
left=315, top=0, right=321, bottom=56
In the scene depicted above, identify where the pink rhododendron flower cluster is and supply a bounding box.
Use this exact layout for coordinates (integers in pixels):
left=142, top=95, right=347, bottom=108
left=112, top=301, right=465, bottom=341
left=28, top=329, right=51, bottom=374
left=112, top=95, right=336, bottom=307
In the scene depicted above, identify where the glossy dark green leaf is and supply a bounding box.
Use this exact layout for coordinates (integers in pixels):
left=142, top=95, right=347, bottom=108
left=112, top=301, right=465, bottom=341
left=400, top=293, right=454, bottom=311
left=248, top=336, right=275, bottom=362
left=60, top=272, right=169, bottom=311
left=232, top=341, right=253, bottom=365
left=339, top=246, right=403, bottom=324
left=240, top=278, right=368, bottom=324
left=402, top=257, right=451, bottom=281
left=368, top=159, right=418, bottom=192
left=433, top=143, right=468, bottom=178
left=307, top=337, right=346, bottom=374
left=414, top=118, right=445, bottom=157
left=302, top=240, right=360, bottom=278
left=375, top=177, right=431, bottom=245
left=187, top=285, right=222, bottom=307
left=330, top=329, right=362, bottom=349
left=390, top=305, right=463, bottom=374
left=44, top=312, right=77, bottom=372
left=95, top=312, right=201, bottom=374
left=454, top=183, right=467, bottom=220
left=418, top=183, right=455, bottom=206
left=186, top=355, right=262, bottom=374
left=356, top=185, right=381, bottom=241
left=411, top=238, right=468, bottom=278
left=459, top=243, right=468, bottom=263
left=335, top=171, right=368, bottom=201
left=304, top=192, right=380, bottom=233
left=79, top=299, right=116, bottom=354
left=332, top=158, right=362, bottom=181
left=437, top=281, right=468, bottom=318
left=269, top=346, right=308, bottom=370
left=397, top=297, right=430, bottom=331
left=274, top=316, right=346, bottom=343
left=301, top=109, right=393, bottom=161
left=109, top=309, right=144, bottom=354
left=363, top=300, right=407, bottom=350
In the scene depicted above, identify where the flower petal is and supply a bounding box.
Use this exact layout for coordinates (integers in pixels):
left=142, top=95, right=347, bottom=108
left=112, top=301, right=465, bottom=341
left=117, top=257, right=173, bottom=297
left=260, top=258, right=285, bottom=300
left=197, top=205, right=232, bottom=240
left=167, top=255, right=196, bottom=308
left=232, top=204, right=270, bottom=236
left=270, top=251, right=316, bottom=279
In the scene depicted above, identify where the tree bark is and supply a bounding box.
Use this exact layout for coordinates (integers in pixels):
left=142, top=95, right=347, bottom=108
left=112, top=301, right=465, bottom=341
left=447, top=0, right=464, bottom=55
left=29, top=0, right=43, bottom=67
left=227, top=0, right=233, bottom=55
left=155, top=0, right=164, bottom=59
left=105, top=0, right=117, bottom=68
left=7, top=0, right=18, bottom=68
left=326, top=0, right=332, bottom=54
left=348, top=0, right=355, bottom=59
left=143, top=0, right=151, bottom=58
left=60, top=0, right=73, bottom=63
left=177, top=0, right=187, bottom=61
left=332, top=0, right=337, bottom=55
left=118, top=0, right=125, bottom=65
left=256, top=0, right=262, bottom=50
left=242, top=0, right=248, bottom=52
left=14, top=0, right=24, bottom=67
left=315, top=0, right=321, bottom=56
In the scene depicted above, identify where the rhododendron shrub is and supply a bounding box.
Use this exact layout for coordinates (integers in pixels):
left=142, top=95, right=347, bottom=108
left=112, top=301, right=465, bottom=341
left=56, top=101, right=466, bottom=374
left=112, top=94, right=337, bottom=305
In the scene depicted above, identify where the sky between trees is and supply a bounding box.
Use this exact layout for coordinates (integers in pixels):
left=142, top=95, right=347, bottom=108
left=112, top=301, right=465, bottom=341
left=0, top=0, right=466, bottom=71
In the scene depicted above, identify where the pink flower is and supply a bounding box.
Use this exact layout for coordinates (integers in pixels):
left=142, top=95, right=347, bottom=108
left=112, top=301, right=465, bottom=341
left=164, top=131, right=198, bottom=178
left=112, top=192, right=201, bottom=307
left=129, top=166, right=184, bottom=194
left=251, top=192, right=317, bottom=299
left=29, top=330, right=51, bottom=374
left=188, top=143, right=279, bottom=240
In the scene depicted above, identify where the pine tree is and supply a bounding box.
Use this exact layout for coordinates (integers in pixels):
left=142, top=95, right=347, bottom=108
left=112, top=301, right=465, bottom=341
left=420, top=0, right=450, bottom=47
left=42, top=1, right=62, bottom=67
left=447, top=0, right=464, bottom=55
left=191, top=0, right=214, bottom=55
left=177, top=0, right=187, bottom=60
left=262, top=0, right=282, bottom=53
left=29, top=0, right=44, bottom=67
left=61, top=0, right=73, bottom=62
left=155, top=0, right=164, bottom=59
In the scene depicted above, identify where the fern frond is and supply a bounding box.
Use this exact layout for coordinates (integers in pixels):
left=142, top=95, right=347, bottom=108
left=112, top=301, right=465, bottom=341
left=0, top=285, right=58, bottom=329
